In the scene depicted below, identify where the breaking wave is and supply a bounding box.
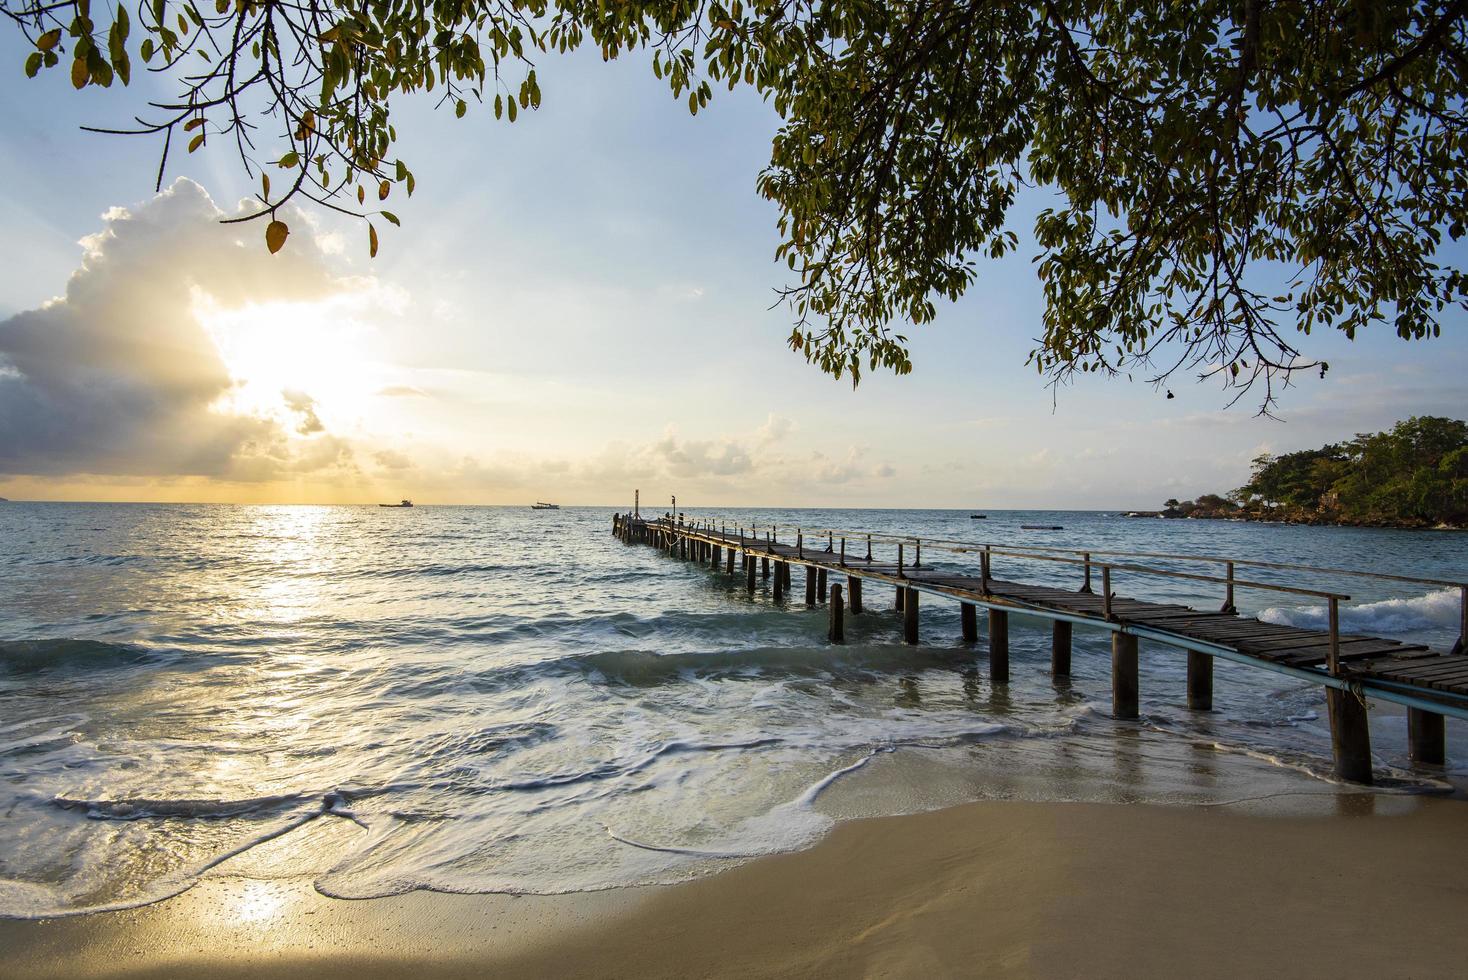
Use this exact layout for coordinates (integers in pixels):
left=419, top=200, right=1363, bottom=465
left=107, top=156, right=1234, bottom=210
left=1258, top=588, right=1460, bottom=635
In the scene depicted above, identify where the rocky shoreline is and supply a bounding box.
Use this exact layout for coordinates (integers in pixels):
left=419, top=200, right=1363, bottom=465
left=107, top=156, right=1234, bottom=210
left=1119, top=507, right=1465, bottom=531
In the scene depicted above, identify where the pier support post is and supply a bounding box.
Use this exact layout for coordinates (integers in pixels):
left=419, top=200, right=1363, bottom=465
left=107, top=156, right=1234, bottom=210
left=745, top=554, right=756, bottom=594
left=726, top=547, right=734, bottom=575
left=805, top=567, right=817, bottom=608
left=774, top=562, right=787, bottom=603
left=1052, top=621, right=1071, bottom=678
left=761, top=556, right=770, bottom=580
left=989, top=610, right=1009, bottom=684
left=960, top=603, right=978, bottom=643
left=712, top=545, right=721, bottom=569
left=1408, top=708, right=1445, bottom=765
left=1187, top=651, right=1213, bottom=710
left=1111, top=633, right=1139, bottom=719
left=895, top=585, right=905, bottom=612
left=848, top=576, right=863, bottom=614
left=902, top=587, right=919, bottom=644
left=1326, top=687, right=1373, bottom=784
left=783, top=562, right=792, bottom=591
left=817, top=568, right=828, bottom=603
left=829, top=585, right=845, bottom=644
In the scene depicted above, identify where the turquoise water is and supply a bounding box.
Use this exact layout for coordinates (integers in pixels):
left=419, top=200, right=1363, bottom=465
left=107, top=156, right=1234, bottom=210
left=1, top=503, right=1464, bottom=917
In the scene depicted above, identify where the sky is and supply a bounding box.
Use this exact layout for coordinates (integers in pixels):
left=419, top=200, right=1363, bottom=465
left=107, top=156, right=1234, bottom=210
left=1, top=34, right=1464, bottom=508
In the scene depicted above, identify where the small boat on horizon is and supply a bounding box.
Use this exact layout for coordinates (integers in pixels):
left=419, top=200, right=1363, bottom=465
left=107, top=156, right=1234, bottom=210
left=1021, top=524, right=1063, bottom=530
left=531, top=502, right=560, bottom=510
left=969, top=514, right=986, bottom=519
left=379, top=499, right=414, bottom=508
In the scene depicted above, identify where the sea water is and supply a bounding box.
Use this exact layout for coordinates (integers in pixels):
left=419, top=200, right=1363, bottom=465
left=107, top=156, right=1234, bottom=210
left=1, top=503, right=1464, bottom=917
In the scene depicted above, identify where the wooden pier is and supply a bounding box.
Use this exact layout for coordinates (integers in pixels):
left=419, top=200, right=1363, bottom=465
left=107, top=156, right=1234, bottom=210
left=611, top=511, right=1468, bottom=785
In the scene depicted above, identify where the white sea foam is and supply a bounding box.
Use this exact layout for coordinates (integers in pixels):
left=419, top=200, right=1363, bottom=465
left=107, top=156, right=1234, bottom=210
left=1259, top=588, right=1461, bottom=635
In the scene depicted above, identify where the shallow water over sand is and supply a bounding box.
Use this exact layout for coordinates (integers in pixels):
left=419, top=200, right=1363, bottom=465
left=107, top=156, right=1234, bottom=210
left=1, top=503, right=1464, bottom=916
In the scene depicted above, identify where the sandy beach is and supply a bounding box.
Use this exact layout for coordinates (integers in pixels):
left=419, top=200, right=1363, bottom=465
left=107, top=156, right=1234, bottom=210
left=6, top=794, right=1465, bottom=979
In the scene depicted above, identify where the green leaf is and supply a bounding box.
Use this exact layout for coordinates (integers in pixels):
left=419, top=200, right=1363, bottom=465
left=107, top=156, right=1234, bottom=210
left=25, top=52, right=43, bottom=77
left=188, top=133, right=204, bottom=153
left=278, top=150, right=300, bottom=168
left=381, top=210, right=400, bottom=226
left=36, top=28, right=62, bottom=51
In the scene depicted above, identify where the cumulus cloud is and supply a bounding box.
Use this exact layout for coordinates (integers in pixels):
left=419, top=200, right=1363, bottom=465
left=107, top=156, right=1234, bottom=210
left=373, top=449, right=413, bottom=471
left=0, top=179, right=351, bottom=479
left=755, top=413, right=795, bottom=445
left=282, top=389, right=325, bottom=435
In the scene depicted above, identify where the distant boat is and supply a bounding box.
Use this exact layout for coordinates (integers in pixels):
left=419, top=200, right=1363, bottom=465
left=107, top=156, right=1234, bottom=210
left=531, top=502, right=560, bottom=510
left=969, top=514, right=986, bottom=519
left=1021, top=524, right=1062, bottom=530
left=379, top=499, right=414, bottom=508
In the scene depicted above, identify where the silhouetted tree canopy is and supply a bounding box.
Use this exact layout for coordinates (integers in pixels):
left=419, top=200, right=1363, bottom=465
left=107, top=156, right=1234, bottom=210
left=7, top=0, right=1467, bottom=406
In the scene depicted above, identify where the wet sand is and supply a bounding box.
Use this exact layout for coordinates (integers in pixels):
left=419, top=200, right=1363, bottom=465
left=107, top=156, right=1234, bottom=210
left=5, top=796, right=1466, bottom=978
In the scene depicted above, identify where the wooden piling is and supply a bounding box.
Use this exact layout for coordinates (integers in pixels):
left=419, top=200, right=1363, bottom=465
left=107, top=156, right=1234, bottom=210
left=989, top=609, right=1009, bottom=683
left=1326, top=687, right=1372, bottom=784
left=1052, top=620, right=1071, bottom=677
left=745, top=553, right=756, bottom=594
left=712, top=544, right=721, bottom=569
left=1112, top=633, right=1138, bottom=719
left=829, top=584, right=845, bottom=644
left=774, top=561, right=786, bottom=603
left=895, top=585, right=905, bottom=612
left=805, top=566, right=817, bottom=608
left=817, top=568, right=828, bottom=602
left=1187, top=651, right=1213, bottom=710
left=902, top=587, right=919, bottom=644
left=726, top=546, right=734, bottom=575
left=1408, top=708, right=1446, bottom=765
left=761, top=555, right=770, bottom=580
left=960, top=603, right=978, bottom=643
left=848, top=576, right=863, bottom=614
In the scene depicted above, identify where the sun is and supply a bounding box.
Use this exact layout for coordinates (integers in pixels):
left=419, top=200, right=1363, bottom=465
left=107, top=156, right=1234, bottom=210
left=196, top=292, right=382, bottom=427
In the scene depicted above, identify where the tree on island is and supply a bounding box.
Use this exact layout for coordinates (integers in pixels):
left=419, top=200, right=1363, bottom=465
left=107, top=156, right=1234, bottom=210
left=6, top=1, right=1467, bottom=407
left=1172, top=416, right=1468, bottom=526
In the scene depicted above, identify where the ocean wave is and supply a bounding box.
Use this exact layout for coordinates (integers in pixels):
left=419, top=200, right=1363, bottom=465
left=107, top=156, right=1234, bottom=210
left=52, top=791, right=308, bottom=821
left=1258, top=588, right=1460, bottom=635
left=0, top=638, right=156, bottom=670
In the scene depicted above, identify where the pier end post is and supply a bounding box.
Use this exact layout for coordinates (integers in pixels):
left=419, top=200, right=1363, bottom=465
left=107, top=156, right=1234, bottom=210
left=1111, top=632, right=1139, bottom=719
left=1407, top=707, right=1445, bottom=766
left=960, top=602, right=978, bottom=643
left=829, top=585, right=845, bottom=644
left=1187, top=651, right=1213, bottom=710
left=1051, top=620, right=1072, bottom=677
left=902, top=587, right=919, bottom=644
left=805, top=566, right=817, bottom=608
left=989, top=609, right=1009, bottom=683
left=848, top=576, right=863, bottom=614
left=1326, top=687, right=1373, bottom=784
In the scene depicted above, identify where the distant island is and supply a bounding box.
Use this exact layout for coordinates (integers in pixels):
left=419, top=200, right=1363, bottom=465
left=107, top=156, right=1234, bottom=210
left=1128, top=416, right=1467, bottom=529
